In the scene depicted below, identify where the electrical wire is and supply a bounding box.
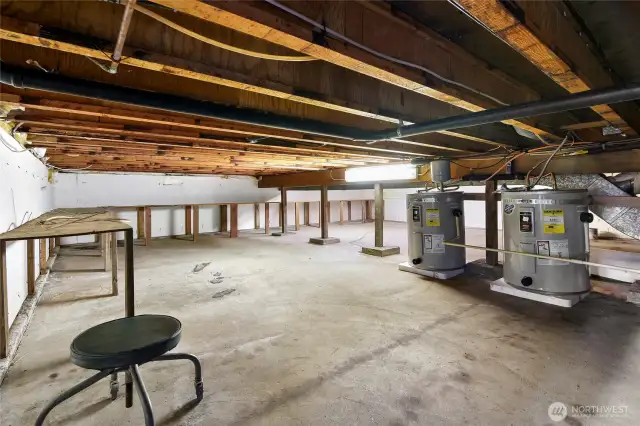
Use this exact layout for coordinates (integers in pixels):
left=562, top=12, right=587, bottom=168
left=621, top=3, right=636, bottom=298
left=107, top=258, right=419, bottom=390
left=0, top=125, right=29, bottom=153
left=135, top=4, right=317, bottom=62
left=528, top=135, right=569, bottom=189
left=450, top=155, right=511, bottom=171
left=264, top=0, right=508, bottom=106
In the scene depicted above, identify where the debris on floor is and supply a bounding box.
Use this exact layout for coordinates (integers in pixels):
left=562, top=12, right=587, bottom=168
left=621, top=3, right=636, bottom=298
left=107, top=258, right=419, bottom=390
left=212, top=288, right=236, bottom=299
left=191, top=262, right=211, bottom=273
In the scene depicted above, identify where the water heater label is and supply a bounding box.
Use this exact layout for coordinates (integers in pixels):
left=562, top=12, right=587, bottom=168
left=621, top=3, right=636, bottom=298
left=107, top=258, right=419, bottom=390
left=423, top=234, right=445, bottom=253
left=536, top=239, right=569, bottom=265
left=543, top=209, right=565, bottom=234
left=425, top=208, right=440, bottom=226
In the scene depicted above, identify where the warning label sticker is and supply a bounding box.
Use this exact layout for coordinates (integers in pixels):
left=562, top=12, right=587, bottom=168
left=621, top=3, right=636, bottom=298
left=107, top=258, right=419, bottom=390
left=423, top=234, right=445, bottom=254
left=425, top=208, right=440, bottom=226
left=537, top=239, right=570, bottom=265
left=543, top=209, right=565, bottom=234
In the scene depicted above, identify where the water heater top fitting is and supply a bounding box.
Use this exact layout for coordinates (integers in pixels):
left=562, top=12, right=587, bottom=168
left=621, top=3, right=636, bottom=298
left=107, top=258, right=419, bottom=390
left=430, top=160, right=451, bottom=185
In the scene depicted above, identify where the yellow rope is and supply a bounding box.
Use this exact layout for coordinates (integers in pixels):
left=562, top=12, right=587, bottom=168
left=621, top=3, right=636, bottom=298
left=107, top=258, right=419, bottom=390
left=134, top=5, right=317, bottom=62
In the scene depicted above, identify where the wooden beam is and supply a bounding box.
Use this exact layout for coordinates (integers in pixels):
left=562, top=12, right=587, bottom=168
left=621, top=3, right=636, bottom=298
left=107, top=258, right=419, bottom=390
left=39, top=238, right=47, bottom=275
left=339, top=201, right=345, bottom=225
left=294, top=202, right=300, bottom=231
left=185, top=205, right=193, bottom=236
left=193, top=205, right=199, bottom=241
left=485, top=180, right=499, bottom=266
left=0, top=15, right=523, bottom=150
left=0, top=240, right=7, bottom=358
left=254, top=203, right=260, bottom=230
left=320, top=185, right=329, bottom=239
left=137, top=207, right=145, bottom=241
left=220, top=205, right=228, bottom=233
left=230, top=204, right=239, bottom=238
left=264, top=202, right=270, bottom=234
left=111, top=232, right=118, bottom=296
left=144, top=206, right=152, bottom=246
left=27, top=240, right=35, bottom=296
left=280, top=188, right=288, bottom=234
left=455, top=0, right=637, bottom=135
left=374, top=184, right=384, bottom=247
left=151, top=0, right=558, bottom=140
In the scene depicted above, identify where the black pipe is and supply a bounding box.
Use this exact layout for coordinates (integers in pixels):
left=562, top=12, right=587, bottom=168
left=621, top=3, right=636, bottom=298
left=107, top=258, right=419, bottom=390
left=363, top=85, right=640, bottom=141
left=3, top=64, right=640, bottom=144
left=0, top=64, right=367, bottom=140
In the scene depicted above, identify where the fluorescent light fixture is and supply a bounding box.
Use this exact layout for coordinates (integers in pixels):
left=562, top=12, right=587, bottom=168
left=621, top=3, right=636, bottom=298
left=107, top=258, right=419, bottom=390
left=345, top=164, right=417, bottom=182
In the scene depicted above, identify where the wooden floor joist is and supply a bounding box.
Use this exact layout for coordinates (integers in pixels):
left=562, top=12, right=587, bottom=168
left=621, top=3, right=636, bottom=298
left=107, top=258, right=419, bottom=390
left=454, top=0, right=637, bottom=135
left=150, top=0, right=559, bottom=140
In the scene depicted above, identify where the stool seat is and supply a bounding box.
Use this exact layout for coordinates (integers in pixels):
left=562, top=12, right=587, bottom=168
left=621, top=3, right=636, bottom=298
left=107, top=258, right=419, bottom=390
left=71, top=315, right=181, bottom=370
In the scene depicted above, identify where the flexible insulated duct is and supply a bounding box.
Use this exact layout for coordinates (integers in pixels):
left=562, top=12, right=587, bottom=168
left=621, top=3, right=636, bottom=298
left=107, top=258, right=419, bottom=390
left=2, top=64, right=640, bottom=143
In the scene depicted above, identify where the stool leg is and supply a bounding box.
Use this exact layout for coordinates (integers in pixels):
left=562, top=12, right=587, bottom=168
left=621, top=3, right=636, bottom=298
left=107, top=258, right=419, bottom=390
left=35, top=369, right=114, bottom=426
left=153, top=353, right=203, bottom=401
left=125, top=371, right=133, bottom=408
left=130, top=364, right=154, bottom=426
left=110, top=372, right=119, bottom=400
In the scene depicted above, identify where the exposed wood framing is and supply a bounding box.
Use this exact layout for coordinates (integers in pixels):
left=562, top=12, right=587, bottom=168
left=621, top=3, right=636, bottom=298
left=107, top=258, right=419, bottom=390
left=280, top=187, right=288, bottom=234
left=347, top=201, right=352, bottom=221
left=264, top=202, right=270, bottom=234
left=304, top=202, right=310, bottom=226
left=220, top=205, right=228, bottom=233
left=454, top=0, right=637, bottom=135
left=230, top=204, right=238, bottom=238
left=38, top=238, right=47, bottom=274
left=48, top=237, right=55, bottom=257
left=185, top=205, right=193, bottom=236
left=254, top=204, right=260, bottom=230
left=294, top=202, right=300, bottom=231
left=0, top=14, right=525, bottom=151
left=193, top=205, right=199, bottom=241
left=144, top=206, right=151, bottom=246
left=151, top=0, right=559, bottom=140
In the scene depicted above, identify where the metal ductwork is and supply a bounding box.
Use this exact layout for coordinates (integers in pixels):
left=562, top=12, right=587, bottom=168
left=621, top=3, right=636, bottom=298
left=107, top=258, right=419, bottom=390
left=2, top=64, right=640, bottom=143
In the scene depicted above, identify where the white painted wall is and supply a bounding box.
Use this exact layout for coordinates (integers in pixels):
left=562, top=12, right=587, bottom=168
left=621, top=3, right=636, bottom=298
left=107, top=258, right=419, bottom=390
left=0, top=129, right=52, bottom=327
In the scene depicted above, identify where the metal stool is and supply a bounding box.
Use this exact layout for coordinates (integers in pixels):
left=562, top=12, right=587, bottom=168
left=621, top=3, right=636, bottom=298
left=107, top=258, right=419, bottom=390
left=35, top=315, right=203, bottom=426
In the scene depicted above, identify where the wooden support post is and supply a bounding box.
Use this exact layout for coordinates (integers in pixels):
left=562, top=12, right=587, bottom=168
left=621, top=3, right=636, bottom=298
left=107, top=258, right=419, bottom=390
left=347, top=201, right=352, bottom=221
left=280, top=187, right=288, bottom=234
left=136, top=207, right=145, bottom=240
left=264, top=202, right=270, bottom=234
left=111, top=232, right=118, bottom=296
left=48, top=237, right=55, bottom=257
left=0, top=240, right=8, bottom=358
left=327, top=200, right=331, bottom=224
left=254, top=203, right=260, bottom=229
left=27, top=240, right=35, bottom=296
left=185, top=205, right=193, bottom=236
left=230, top=204, right=239, bottom=238
left=295, top=202, right=300, bottom=231
left=193, top=205, right=199, bottom=242
left=339, top=201, right=345, bottom=225
left=361, top=201, right=366, bottom=223
left=39, top=238, right=47, bottom=275
left=220, top=205, right=228, bottom=233
left=304, top=202, right=310, bottom=226
left=103, top=233, right=110, bottom=272
left=54, top=237, right=60, bottom=249
left=144, top=206, right=151, bottom=246
left=366, top=200, right=374, bottom=222
left=321, top=185, right=329, bottom=239
left=374, top=184, right=384, bottom=248
left=485, top=180, right=499, bottom=266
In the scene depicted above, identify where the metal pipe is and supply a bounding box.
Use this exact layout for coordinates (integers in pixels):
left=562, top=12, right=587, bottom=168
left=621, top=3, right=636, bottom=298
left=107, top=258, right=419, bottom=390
left=362, top=85, right=640, bottom=141
left=2, top=64, right=640, bottom=143
left=444, top=241, right=640, bottom=275
left=109, top=0, right=137, bottom=74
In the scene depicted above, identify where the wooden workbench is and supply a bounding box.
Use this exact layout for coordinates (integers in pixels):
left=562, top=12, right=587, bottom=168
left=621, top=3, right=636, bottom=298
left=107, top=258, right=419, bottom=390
left=0, top=208, right=135, bottom=359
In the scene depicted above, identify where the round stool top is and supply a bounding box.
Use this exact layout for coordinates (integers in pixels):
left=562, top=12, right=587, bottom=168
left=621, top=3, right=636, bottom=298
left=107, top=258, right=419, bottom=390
left=71, top=315, right=181, bottom=370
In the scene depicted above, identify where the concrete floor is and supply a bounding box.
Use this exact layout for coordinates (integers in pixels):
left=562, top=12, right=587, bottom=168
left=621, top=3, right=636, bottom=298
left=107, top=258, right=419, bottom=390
left=1, top=222, right=639, bottom=425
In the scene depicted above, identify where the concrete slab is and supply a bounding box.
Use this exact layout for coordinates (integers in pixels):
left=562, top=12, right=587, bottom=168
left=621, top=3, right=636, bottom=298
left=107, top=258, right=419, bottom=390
left=2, top=222, right=639, bottom=426
left=490, top=278, right=588, bottom=308
left=360, top=245, right=400, bottom=257
left=628, top=281, right=640, bottom=305
left=308, top=237, right=340, bottom=245
left=398, top=261, right=464, bottom=279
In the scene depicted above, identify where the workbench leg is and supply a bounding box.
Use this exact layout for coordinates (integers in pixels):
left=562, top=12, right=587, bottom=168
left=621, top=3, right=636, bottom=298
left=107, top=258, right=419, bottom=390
left=39, top=238, right=47, bottom=275
left=48, top=237, right=55, bottom=258
left=0, top=241, right=8, bottom=358
left=103, top=233, right=110, bottom=272
left=111, top=232, right=118, bottom=296
left=27, top=240, right=35, bottom=296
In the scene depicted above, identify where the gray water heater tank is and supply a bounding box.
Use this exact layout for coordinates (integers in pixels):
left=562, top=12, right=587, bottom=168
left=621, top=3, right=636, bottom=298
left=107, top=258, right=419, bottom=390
left=502, top=189, right=592, bottom=295
left=406, top=191, right=465, bottom=271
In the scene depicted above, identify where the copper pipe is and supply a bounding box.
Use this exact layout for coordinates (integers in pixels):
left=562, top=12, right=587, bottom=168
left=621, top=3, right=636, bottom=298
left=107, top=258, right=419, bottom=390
left=109, top=0, right=137, bottom=73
